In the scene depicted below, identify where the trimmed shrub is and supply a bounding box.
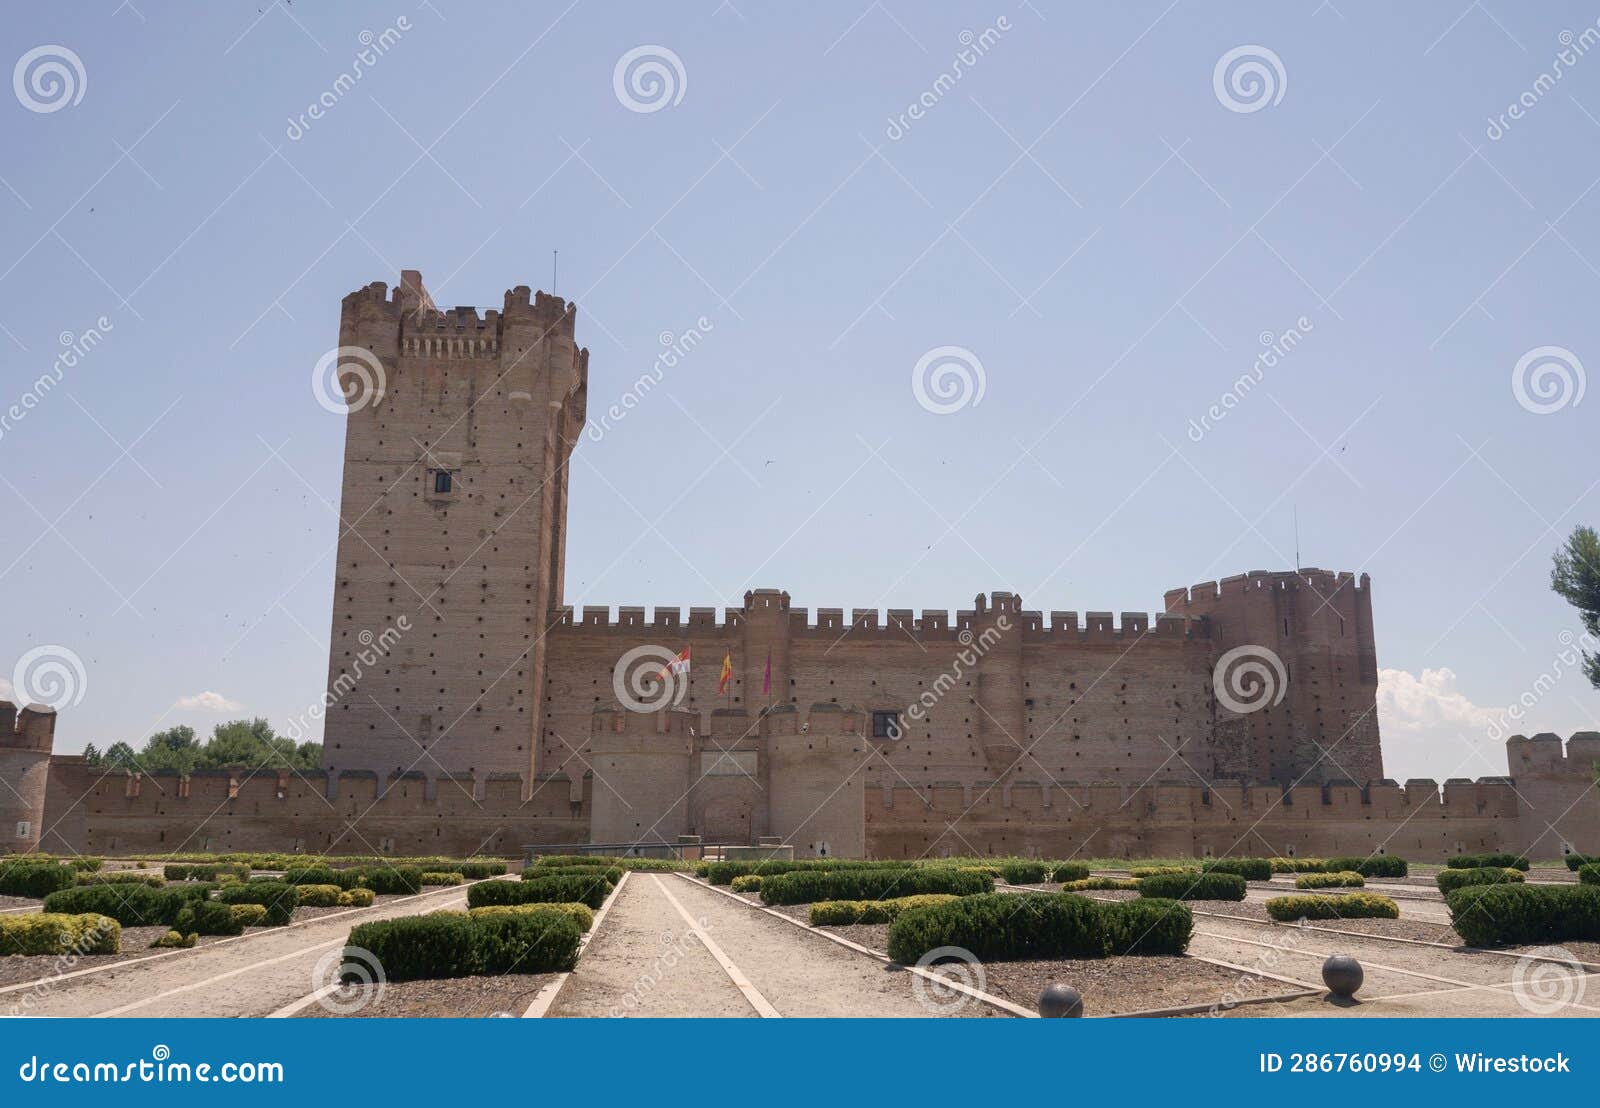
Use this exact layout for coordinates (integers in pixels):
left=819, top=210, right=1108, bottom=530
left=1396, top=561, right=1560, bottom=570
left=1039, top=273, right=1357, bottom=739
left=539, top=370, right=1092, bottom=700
left=231, top=903, right=269, bottom=928
left=469, top=876, right=608, bottom=911
left=1200, top=858, right=1273, bottom=881
left=1446, top=853, right=1528, bottom=872
left=356, top=867, right=423, bottom=896
left=337, top=888, right=375, bottom=908
left=1137, top=871, right=1246, bottom=901
left=283, top=866, right=342, bottom=887
left=533, top=854, right=684, bottom=872
left=1436, top=867, right=1524, bottom=895
left=730, top=875, right=763, bottom=893
left=470, top=901, right=594, bottom=932
left=1565, top=855, right=1597, bottom=872
left=1048, top=862, right=1091, bottom=883
left=421, top=872, right=465, bottom=887
left=526, top=865, right=620, bottom=885
left=164, top=864, right=248, bottom=882
left=1130, top=866, right=1198, bottom=878
left=699, top=858, right=912, bottom=885
left=346, top=907, right=582, bottom=980
left=150, top=930, right=196, bottom=949
left=172, top=899, right=246, bottom=937
left=1579, top=863, right=1600, bottom=887
left=885, top=893, right=1191, bottom=963
left=294, top=884, right=343, bottom=907
left=809, top=894, right=959, bottom=926
left=0, top=861, right=77, bottom=899
left=214, top=882, right=298, bottom=926
left=0, top=912, right=120, bottom=955
left=1061, top=877, right=1140, bottom=891
left=1326, top=855, right=1408, bottom=878
left=41, top=884, right=189, bottom=927
left=1270, top=857, right=1327, bottom=873
left=1266, top=894, right=1399, bottom=922
left=1295, top=871, right=1365, bottom=889
left=760, top=867, right=991, bottom=906
left=995, top=861, right=1049, bottom=885
left=76, top=872, right=165, bottom=887
left=1447, top=884, right=1600, bottom=947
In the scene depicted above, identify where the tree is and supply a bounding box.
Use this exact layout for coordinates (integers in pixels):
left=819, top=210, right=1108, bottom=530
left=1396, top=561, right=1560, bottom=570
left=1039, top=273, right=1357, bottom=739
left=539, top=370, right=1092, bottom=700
left=82, top=743, right=101, bottom=764
left=102, top=742, right=138, bottom=770
left=90, top=720, right=322, bottom=775
left=1551, top=525, right=1600, bottom=690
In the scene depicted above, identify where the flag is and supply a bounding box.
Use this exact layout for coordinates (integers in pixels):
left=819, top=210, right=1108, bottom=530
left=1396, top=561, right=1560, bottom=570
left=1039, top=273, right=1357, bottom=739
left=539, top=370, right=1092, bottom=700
left=718, top=650, right=733, bottom=695
left=656, top=646, right=690, bottom=681
left=762, top=649, right=772, bottom=696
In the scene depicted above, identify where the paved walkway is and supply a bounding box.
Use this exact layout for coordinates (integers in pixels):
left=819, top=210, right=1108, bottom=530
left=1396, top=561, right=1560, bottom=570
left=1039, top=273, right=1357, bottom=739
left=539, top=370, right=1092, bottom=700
left=5, top=883, right=476, bottom=1017
left=549, top=874, right=983, bottom=1017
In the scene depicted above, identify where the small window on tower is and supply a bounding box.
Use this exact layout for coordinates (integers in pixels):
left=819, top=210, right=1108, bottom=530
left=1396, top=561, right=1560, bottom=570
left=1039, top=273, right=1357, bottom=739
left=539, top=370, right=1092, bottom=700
left=871, top=710, right=902, bottom=740
left=433, top=470, right=453, bottom=494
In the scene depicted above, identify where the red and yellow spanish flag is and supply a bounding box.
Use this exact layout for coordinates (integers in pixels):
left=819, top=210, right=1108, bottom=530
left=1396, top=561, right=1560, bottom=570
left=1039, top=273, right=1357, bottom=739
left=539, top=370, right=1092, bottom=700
left=656, top=645, right=690, bottom=681
left=718, top=650, right=733, bottom=695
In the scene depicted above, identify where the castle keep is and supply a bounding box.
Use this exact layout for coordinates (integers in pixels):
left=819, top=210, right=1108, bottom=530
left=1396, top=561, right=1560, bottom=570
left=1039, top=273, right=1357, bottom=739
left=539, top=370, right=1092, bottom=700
left=12, top=270, right=1599, bottom=861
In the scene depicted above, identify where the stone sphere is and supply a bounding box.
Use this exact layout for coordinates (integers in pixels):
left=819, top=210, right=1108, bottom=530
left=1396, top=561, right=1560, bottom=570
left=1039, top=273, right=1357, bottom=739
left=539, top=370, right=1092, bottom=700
left=1037, top=982, right=1084, bottom=1018
left=1322, top=955, right=1363, bottom=998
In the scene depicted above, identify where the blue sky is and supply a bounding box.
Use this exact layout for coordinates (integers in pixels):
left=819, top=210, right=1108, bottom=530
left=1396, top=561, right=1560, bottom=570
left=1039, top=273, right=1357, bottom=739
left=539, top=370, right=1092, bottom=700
left=1, top=1, right=1595, bottom=784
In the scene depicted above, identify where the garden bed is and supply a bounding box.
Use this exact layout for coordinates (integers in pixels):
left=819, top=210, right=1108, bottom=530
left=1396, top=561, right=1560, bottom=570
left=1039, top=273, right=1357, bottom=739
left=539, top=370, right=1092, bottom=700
left=298, top=973, right=558, bottom=1018
left=974, top=954, right=1298, bottom=1015
left=0, top=925, right=236, bottom=991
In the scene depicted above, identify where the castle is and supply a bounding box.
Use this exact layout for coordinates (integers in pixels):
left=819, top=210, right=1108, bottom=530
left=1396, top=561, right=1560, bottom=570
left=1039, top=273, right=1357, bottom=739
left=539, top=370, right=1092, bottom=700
left=7, top=270, right=1598, bottom=861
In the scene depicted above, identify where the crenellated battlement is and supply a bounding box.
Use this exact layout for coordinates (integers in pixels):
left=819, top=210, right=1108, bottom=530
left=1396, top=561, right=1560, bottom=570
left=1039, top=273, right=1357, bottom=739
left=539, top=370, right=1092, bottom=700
left=1164, top=568, right=1369, bottom=610
left=1507, top=731, right=1600, bottom=775
left=0, top=700, right=56, bottom=753
left=339, top=272, right=580, bottom=345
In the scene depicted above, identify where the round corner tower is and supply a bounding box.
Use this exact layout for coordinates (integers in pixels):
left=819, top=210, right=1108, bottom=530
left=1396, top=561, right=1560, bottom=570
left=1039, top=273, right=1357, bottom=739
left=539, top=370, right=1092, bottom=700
left=0, top=701, right=56, bottom=853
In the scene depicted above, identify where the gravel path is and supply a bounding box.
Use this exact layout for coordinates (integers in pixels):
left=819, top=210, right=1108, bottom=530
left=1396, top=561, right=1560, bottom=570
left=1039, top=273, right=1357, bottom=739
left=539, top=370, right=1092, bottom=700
left=0, top=881, right=484, bottom=1017
left=551, top=875, right=999, bottom=1017
left=300, top=974, right=558, bottom=1018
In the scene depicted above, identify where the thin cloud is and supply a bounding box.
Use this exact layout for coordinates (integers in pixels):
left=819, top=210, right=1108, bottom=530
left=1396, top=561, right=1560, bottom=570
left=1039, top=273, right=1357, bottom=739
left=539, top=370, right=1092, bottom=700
left=174, top=691, right=243, bottom=713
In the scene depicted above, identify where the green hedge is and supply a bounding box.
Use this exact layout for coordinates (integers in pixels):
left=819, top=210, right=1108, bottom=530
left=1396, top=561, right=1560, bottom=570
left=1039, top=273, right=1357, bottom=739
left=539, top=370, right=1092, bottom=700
left=1270, top=857, right=1327, bottom=873
left=533, top=854, right=686, bottom=872
left=527, top=865, right=620, bottom=885
left=164, top=864, right=249, bottom=882
left=294, top=884, right=344, bottom=907
left=1137, top=872, right=1246, bottom=901
left=283, top=866, right=357, bottom=888
left=1326, top=855, right=1408, bottom=878
left=469, top=902, right=594, bottom=931
left=1130, top=866, right=1198, bottom=878
left=356, top=866, right=423, bottom=895
left=1446, top=853, right=1528, bottom=872
left=1436, top=867, right=1524, bottom=895
left=468, top=875, right=609, bottom=910
left=1579, top=864, right=1600, bottom=887
left=1447, top=884, right=1600, bottom=947
left=214, top=882, right=298, bottom=926
left=172, top=899, right=246, bottom=936
left=1049, top=862, right=1091, bottom=883
left=421, top=872, right=465, bottom=887
left=760, top=867, right=992, bottom=906
left=41, top=884, right=192, bottom=926
left=885, top=893, right=1192, bottom=963
left=346, top=908, right=581, bottom=980
left=1295, top=871, right=1364, bottom=889
left=1266, top=893, right=1399, bottom=921
left=730, top=875, right=763, bottom=893
left=0, top=861, right=77, bottom=899
left=1565, top=855, right=1597, bottom=872
left=0, top=912, right=120, bottom=955
left=1200, top=858, right=1273, bottom=881
left=809, top=894, right=959, bottom=925
left=699, top=858, right=911, bottom=885
left=1061, top=877, right=1140, bottom=891
left=76, top=872, right=165, bottom=887
left=995, top=861, right=1049, bottom=885
left=338, top=888, right=375, bottom=908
